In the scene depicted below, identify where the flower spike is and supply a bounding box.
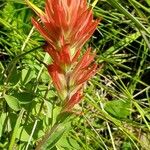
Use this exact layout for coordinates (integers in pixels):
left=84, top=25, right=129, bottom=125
left=29, top=0, right=99, bottom=51
left=29, top=0, right=100, bottom=110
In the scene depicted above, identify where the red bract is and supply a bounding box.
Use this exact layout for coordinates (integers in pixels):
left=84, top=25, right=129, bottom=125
left=46, top=46, right=97, bottom=110
left=63, top=90, right=83, bottom=111
left=47, top=64, right=67, bottom=99
left=70, top=48, right=97, bottom=86
left=31, top=0, right=99, bottom=51
left=45, top=45, right=80, bottom=68
left=28, top=0, right=100, bottom=111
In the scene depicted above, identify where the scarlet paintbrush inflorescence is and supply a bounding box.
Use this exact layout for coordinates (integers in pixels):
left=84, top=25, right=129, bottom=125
left=31, top=0, right=99, bottom=50
left=28, top=0, right=99, bottom=111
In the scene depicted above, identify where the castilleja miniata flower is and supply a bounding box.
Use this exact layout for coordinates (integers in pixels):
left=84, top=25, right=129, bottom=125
left=27, top=0, right=99, bottom=111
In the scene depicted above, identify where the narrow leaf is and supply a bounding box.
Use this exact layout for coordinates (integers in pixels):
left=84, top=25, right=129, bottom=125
left=25, top=0, right=45, bottom=16
left=106, top=0, right=150, bottom=34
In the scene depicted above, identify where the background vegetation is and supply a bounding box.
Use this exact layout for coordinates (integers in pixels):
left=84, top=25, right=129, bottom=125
left=0, top=0, right=150, bottom=149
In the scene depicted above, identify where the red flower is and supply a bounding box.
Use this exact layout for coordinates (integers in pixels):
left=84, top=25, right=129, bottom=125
left=47, top=46, right=97, bottom=109
left=47, top=64, right=67, bottom=100
left=27, top=0, right=100, bottom=110
left=31, top=0, right=99, bottom=51
left=44, top=44, right=80, bottom=69
left=70, top=48, right=97, bottom=86
left=63, top=89, right=83, bottom=111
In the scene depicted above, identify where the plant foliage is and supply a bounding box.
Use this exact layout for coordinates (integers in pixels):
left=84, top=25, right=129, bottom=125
left=0, top=0, right=150, bottom=149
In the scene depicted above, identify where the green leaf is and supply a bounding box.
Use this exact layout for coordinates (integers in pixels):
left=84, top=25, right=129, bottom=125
left=4, top=94, right=21, bottom=111
left=0, top=113, right=7, bottom=138
left=8, top=65, right=20, bottom=85
left=17, top=120, right=44, bottom=142
left=14, top=92, right=34, bottom=104
left=17, top=127, right=30, bottom=142
left=57, top=135, right=80, bottom=150
left=36, top=122, right=70, bottom=150
left=21, top=68, right=35, bottom=85
left=104, top=99, right=131, bottom=119
left=42, top=124, right=66, bottom=150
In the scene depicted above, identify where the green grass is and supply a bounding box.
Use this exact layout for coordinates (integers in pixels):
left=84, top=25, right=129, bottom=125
left=0, top=0, right=150, bottom=149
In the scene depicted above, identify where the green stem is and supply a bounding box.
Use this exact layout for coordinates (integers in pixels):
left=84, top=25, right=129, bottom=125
left=8, top=109, right=25, bottom=150
left=35, top=124, right=60, bottom=150
left=35, top=112, right=71, bottom=150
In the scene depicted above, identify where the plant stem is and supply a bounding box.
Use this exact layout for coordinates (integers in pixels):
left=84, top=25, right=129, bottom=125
left=8, top=109, right=25, bottom=150
left=35, top=124, right=60, bottom=150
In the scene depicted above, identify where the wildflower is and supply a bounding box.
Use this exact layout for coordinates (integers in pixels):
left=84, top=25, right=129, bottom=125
left=27, top=0, right=99, bottom=110
left=30, top=0, right=99, bottom=51
left=46, top=45, right=97, bottom=110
